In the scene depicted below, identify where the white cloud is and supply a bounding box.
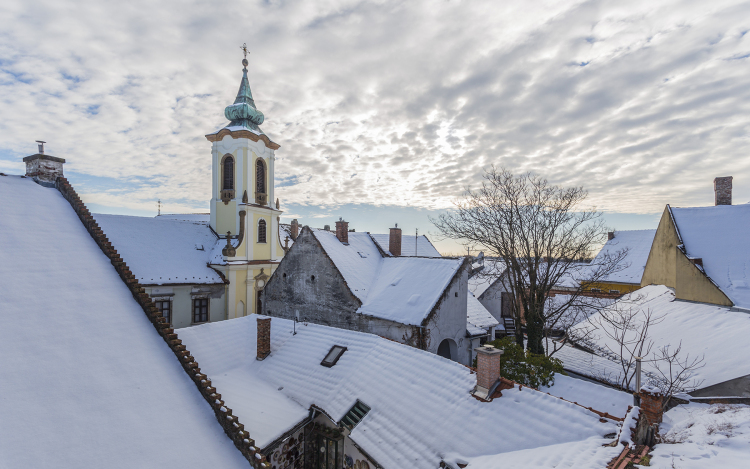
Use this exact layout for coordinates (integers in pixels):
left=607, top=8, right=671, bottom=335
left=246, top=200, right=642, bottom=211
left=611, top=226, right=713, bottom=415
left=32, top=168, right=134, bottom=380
left=1, top=0, right=748, bottom=214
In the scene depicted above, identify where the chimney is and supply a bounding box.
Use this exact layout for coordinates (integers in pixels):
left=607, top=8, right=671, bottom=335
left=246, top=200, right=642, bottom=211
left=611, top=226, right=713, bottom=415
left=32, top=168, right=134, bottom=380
left=23, top=141, right=65, bottom=187
left=257, top=317, right=271, bottom=360
left=608, top=231, right=615, bottom=240
left=324, top=225, right=330, bottom=231
left=638, top=386, right=664, bottom=426
left=335, top=218, right=349, bottom=244
left=475, top=344, right=503, bottom=394
left=290, top=219, right=299, bottom=240
left=714, top=177, right=732, bottom=205
left=389, top=224, right=402, bottom=256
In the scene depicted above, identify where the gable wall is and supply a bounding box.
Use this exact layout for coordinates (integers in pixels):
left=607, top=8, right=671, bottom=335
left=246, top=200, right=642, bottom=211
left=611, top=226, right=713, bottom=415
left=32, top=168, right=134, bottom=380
left=478, top=279, right=507, bottom=322
left=425, top=263, right=471, bottom=365
left=642, top=206, right=732, bottom=306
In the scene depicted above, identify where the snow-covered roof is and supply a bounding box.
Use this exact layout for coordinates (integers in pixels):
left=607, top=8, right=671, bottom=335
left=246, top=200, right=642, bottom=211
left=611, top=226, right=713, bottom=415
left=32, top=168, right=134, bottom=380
left=0, top=175, right=247, bottom=467
left=369, top=233, right=442, bottom=257
left=467, top=292, right=500, bottom=335
left=568, top=285, right=750, bottom=389
left=311, top=229, right=464, bottom=325
left=468, top=259, right=506, bottom=297
left=178, top=315, right=620, bottom=469
left=670, top=205, right=750, bottom=308
left=593, top=229, right=656, bottom=284
left=94, top=214, right=224, bottom=285
left=159, top=213, right=210, bottom=222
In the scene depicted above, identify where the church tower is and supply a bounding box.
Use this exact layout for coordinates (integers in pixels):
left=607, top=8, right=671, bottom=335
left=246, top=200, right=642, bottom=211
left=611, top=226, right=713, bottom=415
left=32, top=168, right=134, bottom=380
left=206, top=48, right=285, bottom=319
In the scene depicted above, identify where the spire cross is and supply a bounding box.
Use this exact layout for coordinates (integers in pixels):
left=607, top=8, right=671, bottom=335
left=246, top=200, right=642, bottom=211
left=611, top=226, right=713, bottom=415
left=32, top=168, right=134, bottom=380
left=240, top=43, right=248, bottom=59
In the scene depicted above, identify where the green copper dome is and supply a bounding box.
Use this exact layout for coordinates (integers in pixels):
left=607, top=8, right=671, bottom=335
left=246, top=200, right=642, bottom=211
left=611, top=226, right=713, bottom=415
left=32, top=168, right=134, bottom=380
left=224, top=65, right=265, bottom=132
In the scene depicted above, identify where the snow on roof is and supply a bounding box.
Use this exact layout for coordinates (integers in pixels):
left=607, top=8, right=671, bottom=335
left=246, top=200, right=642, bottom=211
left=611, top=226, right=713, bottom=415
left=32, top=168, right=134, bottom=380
left=593, top=229, right=656, bottom=284
left=94, top=214, right=223, bottom=285
left=468, top=259, right=506, bottom=297
left=0, top=176, right=247, bottom=467
left=540, top=374, right=633, bottom=418
left=467, top=292, right=499, bottom=335
left=312, top=229, right=463, bottom=325
left=178, top=315, right=619, bottom=469
left=159, top=213, right=210, bottom=222
left=671, top=205, right=750, bottom=307
left=278, top=223, right=295, bottom=249
left=568, top=285, right=750, bottom=389
left=369, top=233, right=442, bottom=257
left=549, top=342, right=629, bottom=386
left=649, top=403, right=750, bottom=468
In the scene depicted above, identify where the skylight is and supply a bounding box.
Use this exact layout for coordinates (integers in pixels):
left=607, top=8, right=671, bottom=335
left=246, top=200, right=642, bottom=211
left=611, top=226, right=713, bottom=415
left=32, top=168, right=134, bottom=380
left=321, top=345, right=347, bottom=367
left=340, top=400, right=370, bottom=430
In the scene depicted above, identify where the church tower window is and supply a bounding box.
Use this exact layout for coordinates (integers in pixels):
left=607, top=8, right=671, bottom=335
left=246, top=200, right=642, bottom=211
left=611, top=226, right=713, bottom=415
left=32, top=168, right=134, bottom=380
left=258, top=219, right=267, bottom=243
left=255, top=159, right=267, bottom=204
left=220, top=154, right=235, bottom=204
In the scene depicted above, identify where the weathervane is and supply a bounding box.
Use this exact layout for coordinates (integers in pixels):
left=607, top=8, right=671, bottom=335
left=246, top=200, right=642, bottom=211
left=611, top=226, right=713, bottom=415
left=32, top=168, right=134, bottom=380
left=240, top=43, right=249, bottom=69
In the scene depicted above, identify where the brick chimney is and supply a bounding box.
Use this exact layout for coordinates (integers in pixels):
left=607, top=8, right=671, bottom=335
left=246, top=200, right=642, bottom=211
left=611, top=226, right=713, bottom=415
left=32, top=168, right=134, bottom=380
left=389, top=224, right=402, bottom=256
left=608, top=231, right=615, bottom=240
left=714, top=176, right=732, bottom=205
left=257, top=317, right=271, bottom=360
left=23, top=141, right=65, bottom=187
left=638, top=386, right=664, bottom=426
left=290, top=219, right=299, bottom=240
left=475, top=344, right=503, bottom=393
left=335, top=218, right=349, bottom=244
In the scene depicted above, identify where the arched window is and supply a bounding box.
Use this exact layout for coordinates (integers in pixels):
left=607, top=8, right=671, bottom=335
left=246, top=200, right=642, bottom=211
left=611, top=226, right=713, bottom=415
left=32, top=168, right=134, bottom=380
left=256, top=159, right=266, bottom=194
left=223, top=156, right=234, bottom=190
left=258, top=219, right=267, bottom=243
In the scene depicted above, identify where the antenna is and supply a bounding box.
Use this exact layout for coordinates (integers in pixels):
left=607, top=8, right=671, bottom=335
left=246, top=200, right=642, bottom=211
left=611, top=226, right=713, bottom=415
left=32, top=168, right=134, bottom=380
left=415, top=227, right=418, bottom=256
left=157, top=199, right=161, bottom=216
left=35, top=140, right=46, bottom=154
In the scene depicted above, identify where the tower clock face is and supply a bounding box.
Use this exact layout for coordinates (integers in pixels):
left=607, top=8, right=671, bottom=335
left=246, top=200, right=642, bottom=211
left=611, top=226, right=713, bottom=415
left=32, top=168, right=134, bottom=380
left=257, top=279, right=265, bottom=288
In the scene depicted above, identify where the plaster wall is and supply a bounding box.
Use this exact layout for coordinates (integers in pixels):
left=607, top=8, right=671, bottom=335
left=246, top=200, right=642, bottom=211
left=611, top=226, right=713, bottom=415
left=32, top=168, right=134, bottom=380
left=642, top=206, right=732, bottom=306
left=425, top=265, right=471, bottom=365
left=478, top=279, right=507, bottom=322
left=146, top=284, right=226, bottom=329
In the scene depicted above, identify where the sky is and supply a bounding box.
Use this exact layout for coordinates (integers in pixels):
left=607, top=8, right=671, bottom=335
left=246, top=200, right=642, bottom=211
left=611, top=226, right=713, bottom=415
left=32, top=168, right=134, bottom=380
left=1, top=0, right=749, bottom=254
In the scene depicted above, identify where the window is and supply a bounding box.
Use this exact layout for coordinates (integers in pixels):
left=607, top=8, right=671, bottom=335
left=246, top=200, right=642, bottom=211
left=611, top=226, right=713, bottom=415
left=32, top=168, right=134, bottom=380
left=258, top=219, right=267, bottom=243
left=222, top=156, right=234, bottom=190
left=590, top=288, right=602, bottom=293
left=312, top=433, right=341, bottom=469
left=340, top=400, right=370, bottom=430
left=609, top=290, right=620, bottom=295
left=256, top=159, right=266, bottom=194
left=321, top=345, right=347, bottom=367
left=193, top=298, right=209, bottom=323
left=155, top=299, right=171, bottom=324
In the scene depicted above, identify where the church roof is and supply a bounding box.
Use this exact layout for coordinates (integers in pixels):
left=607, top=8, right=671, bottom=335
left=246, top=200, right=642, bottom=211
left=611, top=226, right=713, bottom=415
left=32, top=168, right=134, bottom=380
left=0, top=175, right=248, bottom=467
left=94, top=214, right=224, bottom=285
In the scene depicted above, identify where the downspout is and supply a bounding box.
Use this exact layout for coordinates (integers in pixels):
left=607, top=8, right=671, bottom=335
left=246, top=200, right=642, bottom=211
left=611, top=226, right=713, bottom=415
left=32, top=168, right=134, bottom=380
left=235, top=210, right=246, bottom=248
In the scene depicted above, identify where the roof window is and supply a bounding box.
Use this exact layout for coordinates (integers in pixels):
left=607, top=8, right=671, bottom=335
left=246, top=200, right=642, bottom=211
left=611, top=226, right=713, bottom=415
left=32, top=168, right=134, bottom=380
left=340, top=400, right=370, bottom=430
left=321, top=345, right=347, bottom=367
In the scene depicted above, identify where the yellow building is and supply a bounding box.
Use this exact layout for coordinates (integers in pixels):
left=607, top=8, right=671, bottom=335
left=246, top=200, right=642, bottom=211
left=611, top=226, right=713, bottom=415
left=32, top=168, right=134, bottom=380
left=206, top=54, right=287, bottom=319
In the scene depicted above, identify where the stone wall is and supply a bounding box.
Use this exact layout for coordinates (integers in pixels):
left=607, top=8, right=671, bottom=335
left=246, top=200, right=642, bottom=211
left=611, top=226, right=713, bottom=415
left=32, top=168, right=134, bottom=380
left=55, top=176, right=269, bottom=468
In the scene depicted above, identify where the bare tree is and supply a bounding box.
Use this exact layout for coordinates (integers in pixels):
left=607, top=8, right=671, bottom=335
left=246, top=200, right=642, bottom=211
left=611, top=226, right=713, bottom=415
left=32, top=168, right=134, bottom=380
left=650, top=343, right=705, bottom=409
left=432, top=167, right=625, bottom=354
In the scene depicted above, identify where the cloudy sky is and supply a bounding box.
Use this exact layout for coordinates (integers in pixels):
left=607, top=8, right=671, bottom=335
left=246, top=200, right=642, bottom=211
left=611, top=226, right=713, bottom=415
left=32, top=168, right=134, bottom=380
left=1, top=0, right=749, bottom=253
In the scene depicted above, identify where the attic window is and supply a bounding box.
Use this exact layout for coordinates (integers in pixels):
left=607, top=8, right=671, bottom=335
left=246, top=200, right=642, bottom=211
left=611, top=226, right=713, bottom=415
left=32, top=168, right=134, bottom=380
left=357, top=251, right=367, bottom=258
left=321, top=345, right=347, bottom=367
left=340, top=400, right=370, bottom=430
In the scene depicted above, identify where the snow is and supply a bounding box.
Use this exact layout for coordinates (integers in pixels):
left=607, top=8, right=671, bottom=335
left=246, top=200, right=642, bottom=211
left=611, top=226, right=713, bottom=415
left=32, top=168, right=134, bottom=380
left=541, top=374, right=633, bottom=418
left=548, top=341, right=632, bottom=387
left=468, top=259, right=506, bottom=297
left=671, top=205, right=750, bottom=308
left=94, top=214, right=223, bottom=285
left=159, top=213, right=210, bottom=222
left=467, top=292, right=499, bottom=336
left=593, top=229, right=656, bottom=284
left=467, top=437, right=622, bottom=469
left=644, top=403, right=750, bottom=468
left=369, top=233, right=442, bottom=257
left=312, top=229, right=463, bottom=325
left=0, top=176, right=248, bottom=467
left=179, top=314, right=620, bottom=469
left=569, top=285, right=750, bottom=390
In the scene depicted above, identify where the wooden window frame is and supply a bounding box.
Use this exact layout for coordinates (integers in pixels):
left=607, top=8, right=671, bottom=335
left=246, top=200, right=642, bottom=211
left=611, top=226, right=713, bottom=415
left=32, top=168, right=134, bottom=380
left=192, top=297, right=210, bottom=324
left=154, top=298, right=172, bottom=325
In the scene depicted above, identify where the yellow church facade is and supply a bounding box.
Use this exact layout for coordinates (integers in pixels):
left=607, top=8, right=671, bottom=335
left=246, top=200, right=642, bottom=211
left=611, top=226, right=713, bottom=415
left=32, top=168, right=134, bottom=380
left=205, top=54, right=287, bottom=319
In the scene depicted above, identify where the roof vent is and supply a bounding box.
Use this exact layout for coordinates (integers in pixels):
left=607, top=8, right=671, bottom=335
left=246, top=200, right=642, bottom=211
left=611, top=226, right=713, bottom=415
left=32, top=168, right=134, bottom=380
left=321, top=345, right=347, bottom=367
left=340, top=400, right=370, bottom=430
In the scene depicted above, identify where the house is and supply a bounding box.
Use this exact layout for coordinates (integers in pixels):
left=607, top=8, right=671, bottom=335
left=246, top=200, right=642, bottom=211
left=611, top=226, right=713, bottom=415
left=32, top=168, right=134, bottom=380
left=641, top=177, right=750, bottom=309
left=178, top=313, right=627, bottom=469
left=94, top=213, right=228, bottom=328
left=585, top=229, right=656, bottom=296
left=0, top=158, right=255, bottom=467
left=262, top=222, right=475, bottom=364
left=469, top=259, right=514, bottom=334
left=567, top=285, right=750, bottom=397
